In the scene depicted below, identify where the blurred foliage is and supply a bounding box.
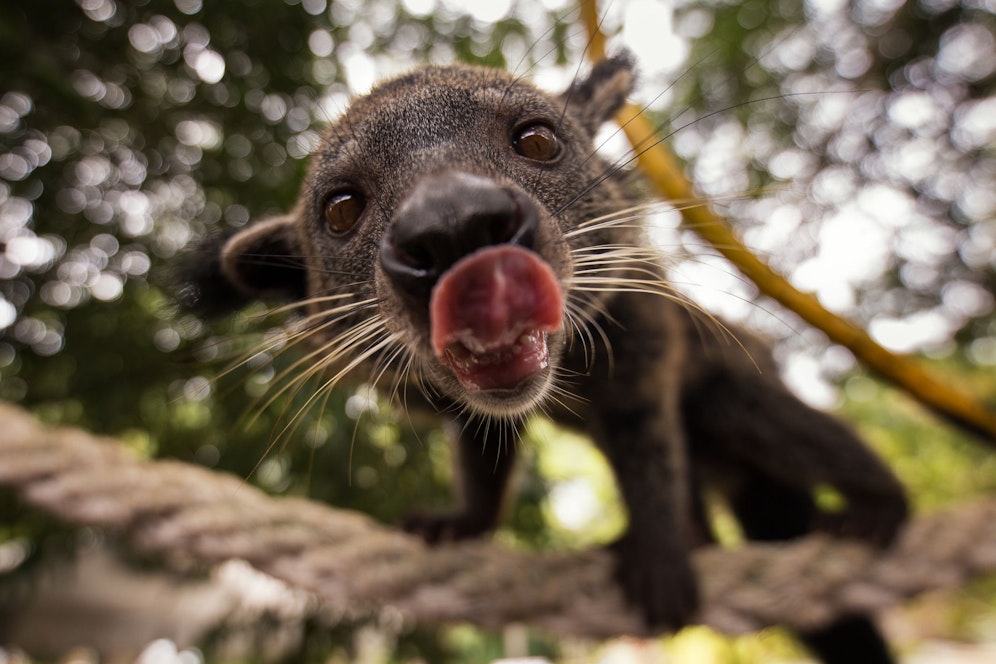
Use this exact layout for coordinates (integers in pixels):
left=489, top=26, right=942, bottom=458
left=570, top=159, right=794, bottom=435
left=0, top=0, right=994, bottom=661
left=843, top=364, right=996, bottom=510
left=648, top=0, right=996, bottom=363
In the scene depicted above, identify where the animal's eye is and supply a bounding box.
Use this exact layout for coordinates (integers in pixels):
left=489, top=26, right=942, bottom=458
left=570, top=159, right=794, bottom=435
left=324, top=191, right=365, bottom=234
left=512, top=123, right=562, bottom=162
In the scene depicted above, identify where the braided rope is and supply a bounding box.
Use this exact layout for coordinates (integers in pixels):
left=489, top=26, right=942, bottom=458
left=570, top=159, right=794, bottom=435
left=1, top=402, right=994, bottom=638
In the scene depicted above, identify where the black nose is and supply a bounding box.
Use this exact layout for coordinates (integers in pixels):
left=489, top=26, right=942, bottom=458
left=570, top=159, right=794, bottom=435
left=380, top=171, right=539, bottom=301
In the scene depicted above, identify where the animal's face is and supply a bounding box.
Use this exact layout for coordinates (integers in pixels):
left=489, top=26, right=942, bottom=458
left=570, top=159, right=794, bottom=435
left=203, top=56, right=637, bottom=418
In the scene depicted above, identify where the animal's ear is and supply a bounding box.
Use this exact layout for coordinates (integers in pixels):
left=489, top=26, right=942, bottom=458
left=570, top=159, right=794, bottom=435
left=561, top=51, right=636, bottom=134
left=176, top=214, right=307, bottom=317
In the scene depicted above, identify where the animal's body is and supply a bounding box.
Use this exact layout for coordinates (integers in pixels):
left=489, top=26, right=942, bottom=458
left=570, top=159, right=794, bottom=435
left=184, top=54, right=908, bottom=663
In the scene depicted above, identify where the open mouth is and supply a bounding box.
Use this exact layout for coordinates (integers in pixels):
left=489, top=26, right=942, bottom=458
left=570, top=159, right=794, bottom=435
left=429, top=245, right=563, bottom=392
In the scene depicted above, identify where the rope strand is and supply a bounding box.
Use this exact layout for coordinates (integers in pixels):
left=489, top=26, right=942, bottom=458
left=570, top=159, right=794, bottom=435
left=2, top=402, right=994, bottom=638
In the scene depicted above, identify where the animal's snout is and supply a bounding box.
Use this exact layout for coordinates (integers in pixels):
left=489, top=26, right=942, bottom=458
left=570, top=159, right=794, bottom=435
left=379, top=171, right=539, bottom=300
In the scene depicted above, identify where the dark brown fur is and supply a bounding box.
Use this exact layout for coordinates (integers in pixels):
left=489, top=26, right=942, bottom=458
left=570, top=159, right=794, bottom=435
left=183, top=55, right=907, bottom=662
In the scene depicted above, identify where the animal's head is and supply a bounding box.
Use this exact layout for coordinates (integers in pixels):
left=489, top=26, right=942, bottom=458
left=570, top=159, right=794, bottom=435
left=184, top=54, right=638, bottom=418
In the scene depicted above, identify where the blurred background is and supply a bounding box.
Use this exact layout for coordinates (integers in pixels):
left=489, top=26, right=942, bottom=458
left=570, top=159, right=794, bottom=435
left=0, top=0, right=994, bottom=661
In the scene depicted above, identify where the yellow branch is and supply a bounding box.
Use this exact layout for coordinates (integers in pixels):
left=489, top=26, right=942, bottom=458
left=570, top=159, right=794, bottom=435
left=580, top=0, right=996, bottom=444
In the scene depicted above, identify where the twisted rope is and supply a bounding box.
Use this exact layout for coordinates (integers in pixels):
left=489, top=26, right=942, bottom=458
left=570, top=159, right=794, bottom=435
left=1, top=402, right=994, bottom=638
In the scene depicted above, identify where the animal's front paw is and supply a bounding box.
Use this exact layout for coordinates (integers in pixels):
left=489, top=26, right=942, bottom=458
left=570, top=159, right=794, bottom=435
left=401, top=510, right=493, bottom=544
left=610, top=532, right=699, bottom=631
left=817, top=489, right=909, bottom=547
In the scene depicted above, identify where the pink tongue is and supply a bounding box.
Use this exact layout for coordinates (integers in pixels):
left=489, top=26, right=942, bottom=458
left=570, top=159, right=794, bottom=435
left=430, top=245, right=563, bottom=391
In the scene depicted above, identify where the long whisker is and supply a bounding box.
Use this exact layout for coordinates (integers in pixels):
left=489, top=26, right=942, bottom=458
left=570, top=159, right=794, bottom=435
left=268, top=330, right=398, bottom=446
left=570, top=268, right=758, bottom=369
left=244, top=314, right=389, bottom=428
left=564, top=295, right=615, bottom=374
left=253, top=293, right=375, bottom=319
left=564, top=189, right=781, bottom=240
left=216, top=298, right=380, bottom=386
